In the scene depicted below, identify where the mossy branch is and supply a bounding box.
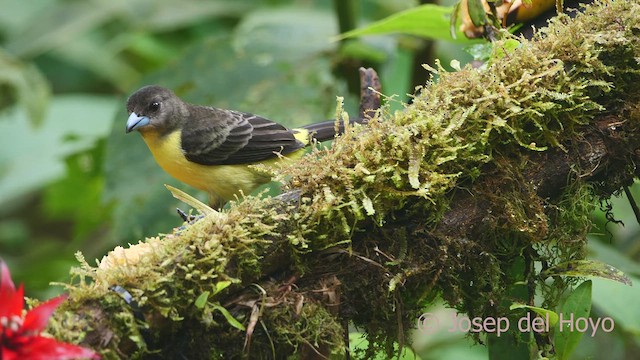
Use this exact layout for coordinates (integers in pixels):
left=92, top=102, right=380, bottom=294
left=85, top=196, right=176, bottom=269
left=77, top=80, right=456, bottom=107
left=49, top=1, right=640, bottom=358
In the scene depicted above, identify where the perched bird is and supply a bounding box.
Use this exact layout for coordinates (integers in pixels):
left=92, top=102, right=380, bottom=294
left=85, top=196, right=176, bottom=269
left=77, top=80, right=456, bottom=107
left=126, top=85, right=355, bottom=208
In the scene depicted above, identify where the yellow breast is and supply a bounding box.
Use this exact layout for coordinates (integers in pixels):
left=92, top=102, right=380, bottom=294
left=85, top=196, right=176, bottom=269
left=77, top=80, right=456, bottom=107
left=139, top=129, right=306, bottom=205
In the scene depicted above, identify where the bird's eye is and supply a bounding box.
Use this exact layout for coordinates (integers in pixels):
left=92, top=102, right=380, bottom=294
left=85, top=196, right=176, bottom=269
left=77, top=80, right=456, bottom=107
left=149, top=102, right=160, bottom=112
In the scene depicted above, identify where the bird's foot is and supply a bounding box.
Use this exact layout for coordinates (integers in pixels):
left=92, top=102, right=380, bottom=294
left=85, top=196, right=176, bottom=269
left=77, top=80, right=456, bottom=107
left=176, top=208, right=198, bottom=223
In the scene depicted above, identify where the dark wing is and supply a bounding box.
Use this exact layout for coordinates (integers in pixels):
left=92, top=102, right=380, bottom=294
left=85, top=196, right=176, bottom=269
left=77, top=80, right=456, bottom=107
left=181, top=106, right=305, bottom=165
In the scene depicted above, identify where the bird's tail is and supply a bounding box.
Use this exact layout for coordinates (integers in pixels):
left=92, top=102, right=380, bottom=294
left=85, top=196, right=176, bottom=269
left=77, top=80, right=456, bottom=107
left=300, top=117, right=366, bottom=142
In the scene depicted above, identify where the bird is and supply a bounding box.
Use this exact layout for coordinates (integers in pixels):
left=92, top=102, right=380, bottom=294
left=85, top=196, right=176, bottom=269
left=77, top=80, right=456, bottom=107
left=125, top=85, right=357, bottom=208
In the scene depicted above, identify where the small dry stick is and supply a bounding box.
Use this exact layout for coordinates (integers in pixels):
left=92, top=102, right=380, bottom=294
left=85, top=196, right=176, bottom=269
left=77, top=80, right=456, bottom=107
left=358, top=67, right=381, bottom=119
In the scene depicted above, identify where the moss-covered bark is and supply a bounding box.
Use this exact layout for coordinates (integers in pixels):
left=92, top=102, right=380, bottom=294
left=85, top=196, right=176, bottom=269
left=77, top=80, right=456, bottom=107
left=48, top=0, right=640, bottom=358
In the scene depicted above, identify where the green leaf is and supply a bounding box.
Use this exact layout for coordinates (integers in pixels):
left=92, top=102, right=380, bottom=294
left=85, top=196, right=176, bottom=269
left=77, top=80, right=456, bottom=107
left=379, top=47, right=413, bottom=109
left=467, top=0, right=489, bottom=27
left=234, top=8, right=337, bottom=63
left=336, top=4, right=468, bottom=42
left=467, top=43, right=494, bottom=62
left=212, top=304, right=246, bottom=331
left=555, top=280, right=592, bottom=360
left=587, top=240, right=640, bottom=277
left=541, top=260, right=632, bottom=285
left=509, top=303, right=559, bottom=327
left=195, top=291, right=210, bottom=309
left=349, top=332, right=420, bottom=359
left=450, top=2, right=461, bottom=39
left=0, top=0, right=50, bottom=34
left=592, top=276, right=640, bottom=335
left=338, top=41, right=388, bottom=63
left=50, top=33, right=140, bottom=91
left=0, top=95, right=117, bottom=204
left=0, top=49, right=50, bottom=125
left=138, top=0, right=251, bottom=31
left=4, top=1, right=121, bottom=58
left=213, top=280, right=233, bottom=295
left=43, top=147, right=112, bottom=240
left=489, top=39, right=521, bottom=63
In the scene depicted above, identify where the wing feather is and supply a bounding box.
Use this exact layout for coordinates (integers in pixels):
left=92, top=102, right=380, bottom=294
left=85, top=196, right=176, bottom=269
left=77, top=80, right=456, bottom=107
left=181, top=107, right=304, bottom=165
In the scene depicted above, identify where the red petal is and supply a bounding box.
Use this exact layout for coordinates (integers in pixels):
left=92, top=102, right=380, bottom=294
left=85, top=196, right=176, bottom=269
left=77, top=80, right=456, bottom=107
left=11, top=335, right=100, bottom=360
left=0, top=260, right=15, bottom=291
left=0, top=261, right=24, bottom=319
left=21, top=295, right=68, bottom=333
left=2, top=347, right=20, bottom=360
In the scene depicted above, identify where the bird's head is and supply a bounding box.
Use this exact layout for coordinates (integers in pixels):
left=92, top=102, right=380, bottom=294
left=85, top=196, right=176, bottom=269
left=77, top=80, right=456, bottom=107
left=125, top=85, right=184, bottom=135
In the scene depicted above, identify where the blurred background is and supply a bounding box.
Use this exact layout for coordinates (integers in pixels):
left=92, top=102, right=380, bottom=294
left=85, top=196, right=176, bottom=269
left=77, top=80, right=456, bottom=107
left=0, top=0, right=638, bottom=358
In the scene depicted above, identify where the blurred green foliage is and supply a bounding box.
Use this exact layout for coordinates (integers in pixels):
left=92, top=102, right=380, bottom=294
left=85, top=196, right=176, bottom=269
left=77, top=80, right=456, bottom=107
left=0, top=0, right=638, bottom=358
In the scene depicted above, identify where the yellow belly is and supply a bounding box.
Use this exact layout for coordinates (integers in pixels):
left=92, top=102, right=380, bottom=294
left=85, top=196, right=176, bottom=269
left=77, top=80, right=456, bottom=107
left=139, top=129, right=306, bottom=206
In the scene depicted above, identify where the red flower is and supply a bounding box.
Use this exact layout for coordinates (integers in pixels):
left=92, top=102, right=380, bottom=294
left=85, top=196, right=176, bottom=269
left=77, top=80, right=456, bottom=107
left=0, top=261, right=100, bottom=360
